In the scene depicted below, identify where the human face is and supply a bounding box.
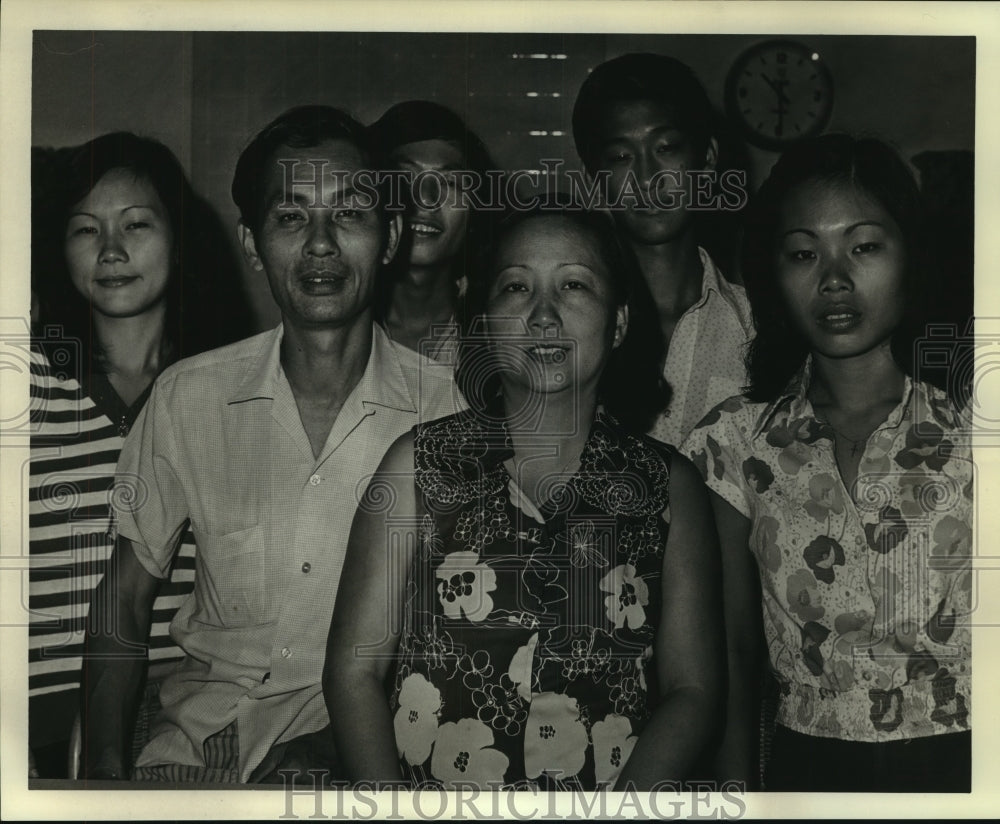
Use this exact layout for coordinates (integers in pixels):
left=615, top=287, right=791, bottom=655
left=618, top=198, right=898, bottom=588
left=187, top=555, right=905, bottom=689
left=485, top=216, right=628, bottom=402
left=392, top=139, right=470, bottom=269
left=592, top=99, right=716, bottom=246
left=64, top=168, right=174, bottom=320
left=774, top=179, right=906, bottom=361
left=239, top=139, right=400, bottom=330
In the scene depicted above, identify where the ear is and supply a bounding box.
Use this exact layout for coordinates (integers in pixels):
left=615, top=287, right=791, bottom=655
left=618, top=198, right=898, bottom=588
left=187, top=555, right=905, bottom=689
left=238, top=222, right=264, bottom=272
left=705, top=136, right=719, bottom=171
left=381, top=213, right=403, bottom=265
left=612, top=303, right=629, bottom=350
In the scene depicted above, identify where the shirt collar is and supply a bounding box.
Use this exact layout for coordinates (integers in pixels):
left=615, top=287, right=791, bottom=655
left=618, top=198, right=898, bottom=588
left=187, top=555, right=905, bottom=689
left=750, top=354, right=919, bottom=440
left=228, top=325, right=284, bottom=404
left=227, top=322, right=416, bottom=412
left=697, top=246, right=724, bottom=300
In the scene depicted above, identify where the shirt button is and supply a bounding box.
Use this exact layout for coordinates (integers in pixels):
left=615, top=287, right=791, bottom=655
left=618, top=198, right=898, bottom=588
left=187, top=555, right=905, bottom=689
left=281, top=647, right=292, bottom=659
left=309, top=474, right=321, bottom=486
left=302, top=562, right=311, bottom=574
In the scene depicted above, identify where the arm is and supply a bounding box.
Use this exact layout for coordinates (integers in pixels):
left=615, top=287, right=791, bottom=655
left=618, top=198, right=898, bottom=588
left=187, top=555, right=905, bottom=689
left=323, top=432, right=418, bottom=785
left=615, top=454, right=725, bottom=790
left=709, top=491, right=764, bottom=789
left=80, top=536, right=163, bottom=779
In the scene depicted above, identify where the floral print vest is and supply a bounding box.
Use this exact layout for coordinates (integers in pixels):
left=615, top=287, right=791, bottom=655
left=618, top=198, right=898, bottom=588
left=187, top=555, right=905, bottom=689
left=390, top=408, right=673, bottom=789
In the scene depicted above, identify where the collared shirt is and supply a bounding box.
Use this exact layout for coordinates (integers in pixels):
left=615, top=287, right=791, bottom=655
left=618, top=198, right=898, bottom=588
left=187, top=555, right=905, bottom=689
left=114, top=323, right=462, bottom=781
left=648, top=248, right=754, bottom=448
left=681, top=364, right=972, bottom=742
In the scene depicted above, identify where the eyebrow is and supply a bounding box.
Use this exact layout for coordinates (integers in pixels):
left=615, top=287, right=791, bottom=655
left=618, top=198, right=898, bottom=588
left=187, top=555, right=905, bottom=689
left=271, top=186, right=365, bottom=208
left=781, top=220, right=887, bottom=239
left=68, top=204, right=159, bottom=218
left=600, top=125, right=684, bottom=147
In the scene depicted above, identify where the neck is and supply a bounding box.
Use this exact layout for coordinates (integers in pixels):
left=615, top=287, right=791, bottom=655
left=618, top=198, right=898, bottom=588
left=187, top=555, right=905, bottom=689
left=808, top=344, right=906, bottom=412
left=92, top=304, right=168, bottom=378
left=386, top=263, right=457, bottom=325
left=280, top=312, right=373, bottom=403
left=501, top=382, right=598, bottom=454
left=628, top=233, right=704, bottom=316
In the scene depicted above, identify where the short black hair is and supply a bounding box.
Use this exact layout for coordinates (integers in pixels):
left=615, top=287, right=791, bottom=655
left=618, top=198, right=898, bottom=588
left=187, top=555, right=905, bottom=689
left=742, top=133, right=935, bottom=401
left=231, top=105, right=373, bottom=235
left=572, top=53, right=716, bottom=173
left=368, top=100, right=501, bottom=318
left=457, top=198, right=670, bottom=434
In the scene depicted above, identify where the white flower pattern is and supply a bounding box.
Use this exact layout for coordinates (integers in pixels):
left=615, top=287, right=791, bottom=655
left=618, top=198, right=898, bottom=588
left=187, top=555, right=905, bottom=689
left=394, top=409, right=670, bottom=788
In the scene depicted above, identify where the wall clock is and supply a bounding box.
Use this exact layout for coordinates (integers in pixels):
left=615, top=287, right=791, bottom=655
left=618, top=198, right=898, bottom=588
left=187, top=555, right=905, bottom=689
left=725, top=40, right=834, bottom=150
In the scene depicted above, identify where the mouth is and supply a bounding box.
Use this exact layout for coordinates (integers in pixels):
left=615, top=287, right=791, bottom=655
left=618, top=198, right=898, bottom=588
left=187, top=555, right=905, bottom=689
left=816, top=305, right=862, bottom=332
left=95, top=275, right=139, bottom=288
left=524, top=343, right=570, bottom=364
left=298, top=270, right=348, bottom=295
left=410, top=221, right=443, bottom=237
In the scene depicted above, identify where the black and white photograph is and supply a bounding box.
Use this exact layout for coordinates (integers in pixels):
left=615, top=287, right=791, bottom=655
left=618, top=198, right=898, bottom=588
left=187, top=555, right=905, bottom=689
left=2, top=0, right=998, bottom=819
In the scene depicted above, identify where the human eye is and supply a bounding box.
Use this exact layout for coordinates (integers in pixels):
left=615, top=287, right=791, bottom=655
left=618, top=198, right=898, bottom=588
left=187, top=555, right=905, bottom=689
left=562, top=278, right=589, bottom=291
left=781, top=247, right=817, bottom=264
left=602, top=146, right=632, bottom=165
left=69, top=224, right=98, bottom=236
left=853, top=241, right=882, bottom=255
left=655, top=140, right=679, bottom=155
left=276, top=209, right=306, bottom=225
left=125, top=220, right=151, bottom=230
left=335, top=208, right=360, bottom=222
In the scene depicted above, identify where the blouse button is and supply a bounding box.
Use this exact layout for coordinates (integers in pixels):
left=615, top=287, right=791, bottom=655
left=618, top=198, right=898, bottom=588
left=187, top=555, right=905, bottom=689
left=309, top=474, right=321, bottom=486
left=281, top=647, right=292, bottom=659
left=302, top=562, right=311, bottom=574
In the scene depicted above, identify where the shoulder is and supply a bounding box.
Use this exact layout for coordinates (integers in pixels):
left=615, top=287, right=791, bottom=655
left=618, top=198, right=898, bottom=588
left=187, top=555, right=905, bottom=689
left=380, top=330, right=464, bottom=420
left=152, top=329, right=275, bottom=397
left=414, top=408, right=485, bottom=451
left=686, top=393, right=761, bottom=443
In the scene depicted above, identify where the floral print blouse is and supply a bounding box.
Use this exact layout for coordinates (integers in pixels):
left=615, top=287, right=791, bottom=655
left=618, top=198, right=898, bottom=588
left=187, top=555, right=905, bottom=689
left=390, top=408, right=673, bottom=789
left=682, top=363, right=972, bottom=743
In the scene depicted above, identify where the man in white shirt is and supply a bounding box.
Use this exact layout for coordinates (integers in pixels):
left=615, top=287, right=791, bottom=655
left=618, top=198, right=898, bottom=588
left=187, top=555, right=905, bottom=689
left=81, top=106, right=461, bottom=783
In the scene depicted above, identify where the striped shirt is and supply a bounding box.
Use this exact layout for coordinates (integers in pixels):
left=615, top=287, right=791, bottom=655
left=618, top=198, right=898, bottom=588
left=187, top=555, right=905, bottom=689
left=28, top=343, right=194, bottom=747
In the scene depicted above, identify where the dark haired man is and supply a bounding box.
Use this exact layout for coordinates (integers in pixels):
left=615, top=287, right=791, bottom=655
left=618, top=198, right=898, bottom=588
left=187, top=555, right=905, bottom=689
left=573, top=53, right=753, bottom=447
left=81, top=106, right=460, bottom=783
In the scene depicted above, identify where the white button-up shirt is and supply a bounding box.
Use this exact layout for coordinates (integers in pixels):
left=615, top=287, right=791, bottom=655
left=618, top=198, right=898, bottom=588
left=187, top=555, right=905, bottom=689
left=114, top=323, right=462, bottom=780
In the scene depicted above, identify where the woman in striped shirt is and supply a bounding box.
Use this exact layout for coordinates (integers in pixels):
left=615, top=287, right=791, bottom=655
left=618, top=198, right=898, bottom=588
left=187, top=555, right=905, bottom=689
left=29, top=132, right=251, bottom=777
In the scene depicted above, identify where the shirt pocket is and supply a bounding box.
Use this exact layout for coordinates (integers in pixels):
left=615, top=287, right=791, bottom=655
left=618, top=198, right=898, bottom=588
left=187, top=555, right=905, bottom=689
left=190, top=523, right=271, bottom=628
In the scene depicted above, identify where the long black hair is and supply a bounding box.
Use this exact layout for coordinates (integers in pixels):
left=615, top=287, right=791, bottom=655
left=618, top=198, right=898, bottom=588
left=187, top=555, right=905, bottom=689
left=457, top=199, right=670, bottom=434
left=742, top=134, right=939, bottom=402
left=33, top=131, right=252, bottom=371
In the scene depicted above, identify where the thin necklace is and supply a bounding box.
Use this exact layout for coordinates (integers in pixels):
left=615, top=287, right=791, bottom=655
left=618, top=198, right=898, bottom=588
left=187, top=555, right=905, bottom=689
left=815, top=415, right=879, bottom=458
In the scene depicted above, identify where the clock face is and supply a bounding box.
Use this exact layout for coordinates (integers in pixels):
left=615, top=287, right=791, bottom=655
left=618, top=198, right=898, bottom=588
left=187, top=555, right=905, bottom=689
left=725, top=40, right=834, bottom=150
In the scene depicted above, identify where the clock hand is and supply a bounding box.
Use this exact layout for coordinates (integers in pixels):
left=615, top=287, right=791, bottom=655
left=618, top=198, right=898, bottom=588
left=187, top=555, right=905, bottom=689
left=761, top=73, right=791, bottom=106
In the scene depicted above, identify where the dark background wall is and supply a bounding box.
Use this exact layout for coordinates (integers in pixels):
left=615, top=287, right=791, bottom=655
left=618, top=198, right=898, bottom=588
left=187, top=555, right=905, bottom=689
left=33, top=31, right=975, bottom=331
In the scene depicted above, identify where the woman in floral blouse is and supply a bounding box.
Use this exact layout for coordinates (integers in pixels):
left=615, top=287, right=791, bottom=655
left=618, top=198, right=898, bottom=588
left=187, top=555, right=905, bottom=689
left=325, top=203, right=725, bottom=790
left=683, top=134, right=972, bottom=791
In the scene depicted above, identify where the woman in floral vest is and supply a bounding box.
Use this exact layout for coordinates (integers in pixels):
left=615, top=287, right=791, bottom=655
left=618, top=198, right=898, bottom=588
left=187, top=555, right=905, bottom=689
left=683, top=134, right=972, bottom=791
left=325, top=202, right=725, bottom=790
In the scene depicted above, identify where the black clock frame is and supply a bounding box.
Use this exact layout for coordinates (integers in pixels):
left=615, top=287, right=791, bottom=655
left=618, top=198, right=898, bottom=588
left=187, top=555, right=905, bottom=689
left=724, top=39, right=835, bottom=151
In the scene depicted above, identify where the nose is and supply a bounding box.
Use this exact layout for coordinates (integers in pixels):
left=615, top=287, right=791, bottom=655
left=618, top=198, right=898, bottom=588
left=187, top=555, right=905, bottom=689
left=304, top=216, right=339, bottom=257
left=818, top=256, right=854, bottom=293
left=635, top=149, right=656, bottom=191
left=527, top=291, right=561, bottom=337
left=98, top=231, right=128, bottom=264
